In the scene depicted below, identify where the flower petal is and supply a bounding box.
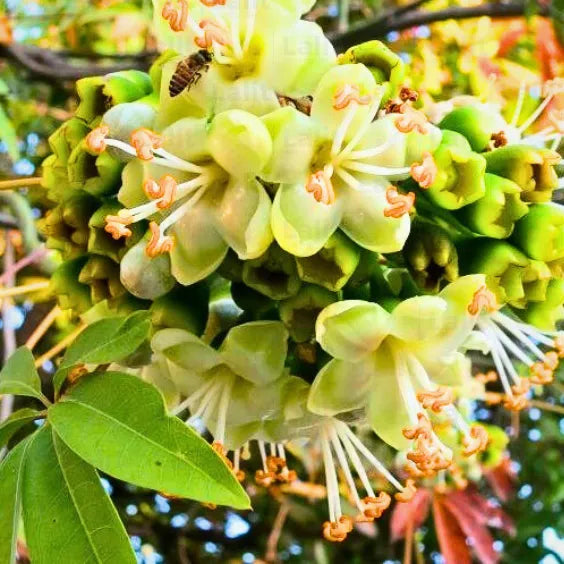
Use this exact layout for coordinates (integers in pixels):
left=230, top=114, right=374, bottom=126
left=339, top=179, right=411, bottom=253
left=262, top=20, right=336, bottom=98
left=170, top=200, right=228, bottom=285
left=307, top=357, right=373, bottom=416
left=389, top=295, right=449, bottom=343
left=161, top=116, right=210, bottom=163
left=272, top=181, right=343, bottom=257
left=211, top=176, right=273, bottom=260
left=220, top=321, right=289, bottom=386
left=367, top=344, right=412, bottom=450
left=316, top=300, right=391, bottom=361
left=311, top=64, right=378, bottom=139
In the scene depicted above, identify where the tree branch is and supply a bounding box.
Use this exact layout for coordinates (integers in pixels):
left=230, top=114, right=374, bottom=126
left=330, top=1, right=551, bottom=52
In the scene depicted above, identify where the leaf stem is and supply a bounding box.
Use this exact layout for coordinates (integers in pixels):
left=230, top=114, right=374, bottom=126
left=0, top=280, right=50, bottom=299
left=25, top=305, right=62, bottom=351
left=34, top=323, right=87, bottom=369
left=0, top=177, right=43, bottom=190
left=530, top=400, right=564, bottom=416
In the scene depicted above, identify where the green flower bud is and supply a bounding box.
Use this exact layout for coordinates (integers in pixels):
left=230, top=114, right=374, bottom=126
left=459, top=240, right=529, bottom=305
left=207, top=110, right=273, bottom=178
left=294, top=231, right=361, bottom=292
left=510, top=259, right=553, bottom=309
left=347, top=248, right=381, bottom=288
left=426, top=130, right=486, bottom=210
left=50, top=257, right=93, bottom=314
left=151, top=284, right=210, bottom=334
left=37, top=193, right=100, bottom=259
left=438, top=105, right=504, bottom=152
left=242, top=243, right=302, bottom=300
left=68, top=142, right=122, bottom=197
left=78, top=255, right=127, bottom=304
left=337, top=40, right=406, bottom=101
left=230, top=282, right=276, bottom=316
left=456, top=173, right=529, bottom=239
left=87, top=200, right=144, bottom=262
left=217, top=250, right=245, bottom=283
left=48, top=118, right=91, bottom=163
left=484, top=145, right=560, bottom=203
left=75, top=70, right=153, bottom=125
left=403, top=220, right=459, bottom=293
left=279, top=285, right=337, bottom=342
left=41, top=155, right=69, bottom=201
left=515, top=278, right=564, bottom=330
left=511, top=203, right=564, bottom=262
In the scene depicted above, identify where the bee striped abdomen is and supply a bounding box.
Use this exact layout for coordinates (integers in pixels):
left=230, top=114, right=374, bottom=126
left=169, top=50, right=213, bottom=98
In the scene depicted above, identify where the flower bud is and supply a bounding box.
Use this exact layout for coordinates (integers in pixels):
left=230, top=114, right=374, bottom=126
left=280, top=285, right=337, bottom=342
left=403, top=220, right=459, bottom=293
left=438, top=105, right=504, bottom=152
left=76, top=70, right=153, bottom=125
left=511, top=203, right=564, bottom=262
left=37, top=193, right=99, bottom=259
left=230, top=282, right=276, bottom=316
left=337, top=40, right=406, bottom=101
left=484, top=145, right=561, bottom=203
left=151, top=284, right=210, bottom=334
left=50, top=257, right=93, bottom=313
left=516, top=279, right=564, bottom=330
left=294, top=231, right=361, bottom=292
left=459, top=240, right=529, bottom=305
left=242, top=243, right=302, bottom=300
left=456, top=173, right=529, bottom=239
left=78, top=255, right=127, bottom=304
left=426, top=130, right=486, bottom=210
left=207, top=110, right=273, bottom=178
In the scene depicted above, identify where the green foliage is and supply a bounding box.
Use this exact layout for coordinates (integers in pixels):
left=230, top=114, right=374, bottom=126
left=0, top=409, right=42, bottom=449
left=0, top=347, right=45, bottom=402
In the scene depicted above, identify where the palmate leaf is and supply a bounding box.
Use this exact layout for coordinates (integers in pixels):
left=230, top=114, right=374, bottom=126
left=0, top=436, right=33, bottom=564
left=0, top=408, right=42, bottom=449
left=0, top=347, right=45, bottom=402
left=432, top=497, right=472, bottom=564
left=22, top=426, right=136, bottom=564
left=54, top=311, right=151, bottom=392
left=49, top=372, right=250, bottom=510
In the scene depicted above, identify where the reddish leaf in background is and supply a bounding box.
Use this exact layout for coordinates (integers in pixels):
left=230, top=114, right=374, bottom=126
left=432, top=497, right=471, bottom=564
left=535, top=19, right=564, bottom=80
left=390, top=489, right=432, bottom=542
left=485, top=457, right=517, bottom=503
left=497, top=20, right=527, bottom=58
left=458, top=488, right=516, bottom=536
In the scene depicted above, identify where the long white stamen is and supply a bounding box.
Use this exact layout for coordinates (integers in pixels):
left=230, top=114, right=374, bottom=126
left=340, top=423, right=404, bottom=490
left=336, top=424, right=376, bottom=497
left=329, top=424, right=363, bottom=511
left=334, top=166, right=361, bottom=191
left=347, top=137, right=398, bottom=161
left=159, top=185, right=207, bottom=233
left=321, top=426, right=339, bottom=522
left=511, top=83, right=526, bottom=127
left=393, top=350, right=420, bottom=425
left=489, top=321, right=534, bottom=367
left=442, top=405, right=471, bottom=435
left=332, top=104, right=358, bottom=158
left=494, top=313, right=547, bottom=360
left=341, top=160, right=411, bottom=177
left=551, top=135, right=562, bottom=151
left=229, top=0, right=243, bottom=58
left=488, top=324, right=526, bottom=385
left=234, top=449, right=241, bottom=473
left=480, top=324, right=513, bottom=396
left=406, top=354, right=434, bottom=392
left=173, top=377, right=217, bottom=416
left=278, top=444, right=286, bottom=461
left=258, top=441, right=268, bottom=472
left=187, top=379, right=222, bottom=424
left=214, top=374, right=234, bottom=444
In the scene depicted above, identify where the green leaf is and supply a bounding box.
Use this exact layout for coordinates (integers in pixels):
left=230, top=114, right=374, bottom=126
left=0, top=436, right=33, bottom=564
left=22, top=426, right=136, bottom=564
left=0, top=408, right=42, bottom=449
left=0, top=103, right=20, bottom=162
left=0, top=347, right=44, bottom=401
left=49, top=372, right=250, bottom=510
left=54, top=311, right=151, bottom=392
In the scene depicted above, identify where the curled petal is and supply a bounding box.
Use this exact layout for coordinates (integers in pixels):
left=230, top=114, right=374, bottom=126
left=462, top=425, right=489, bottom=456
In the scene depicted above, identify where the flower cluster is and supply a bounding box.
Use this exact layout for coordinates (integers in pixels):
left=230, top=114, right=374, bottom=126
left=38, top=0, right=563, bottom=543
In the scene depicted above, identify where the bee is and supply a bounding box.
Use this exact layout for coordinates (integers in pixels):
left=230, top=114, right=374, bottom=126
left=169, top=49, right=213, bottom=98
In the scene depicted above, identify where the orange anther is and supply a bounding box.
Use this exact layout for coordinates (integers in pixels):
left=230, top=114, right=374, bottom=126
left=476, top=370, right=498, bottom=384
left=384, top=186, right=415, bottom=218
left=306, top=170, right=336, bottom=205
left=542, top=77, right=564, bottom=98
left=467, top=285, right=498, bottom=316
left=144, top=175, right=178, bottom=210
left=357, top=493, right=391, bottom=522
left=395, top=479, right=417, bottom=503
left=410, top=152, right=437, bottom=189
left=145, top=222, right=174, bottom=258
left=462, top=425, right=489, bottom=456
left=417, top=387, right=454, bottom=413
left=195, top=19, right=230, bottom=49
left=162, top=0, right=188, bottom=32
left=322, top=516, right=353, bottom=542
left=395, top=105, right=429, bottom=134
left=130, top=128, right=163, bottom=161
left=86, top=125, right=110, bottom=154
left=200, top=0, right=227, bottom=5
left=403, top=413, right=433, bottom=441
left=255, top=469, right=276, bottom=488
left=530, top=361, right=554, bottom=385
left=503, top=394, right=529, bottom=412
left=104, top=213, right=133, bottom=240
left=332, top=84, right=371, bottom=110
left=554, top=335, right=564, bottom=358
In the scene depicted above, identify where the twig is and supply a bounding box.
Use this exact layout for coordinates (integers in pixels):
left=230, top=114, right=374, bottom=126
left=0, top=177, right=43, bottom=190
left=330, top=1, right=551, bottom=51
left=530, top=400, right=564, bottom=416
left=0, top=280, right=50, bottom=299
left=265, top=501, right=290, bottom=563
left=403, top=511, right=414, bottom=564
left=1, top=238, right=17, bottom=422
left=34, top=323, right=87, bottom=368
left=25, top=305, right=61, bottom=352
left=0, top=245, right=48, bottom=286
